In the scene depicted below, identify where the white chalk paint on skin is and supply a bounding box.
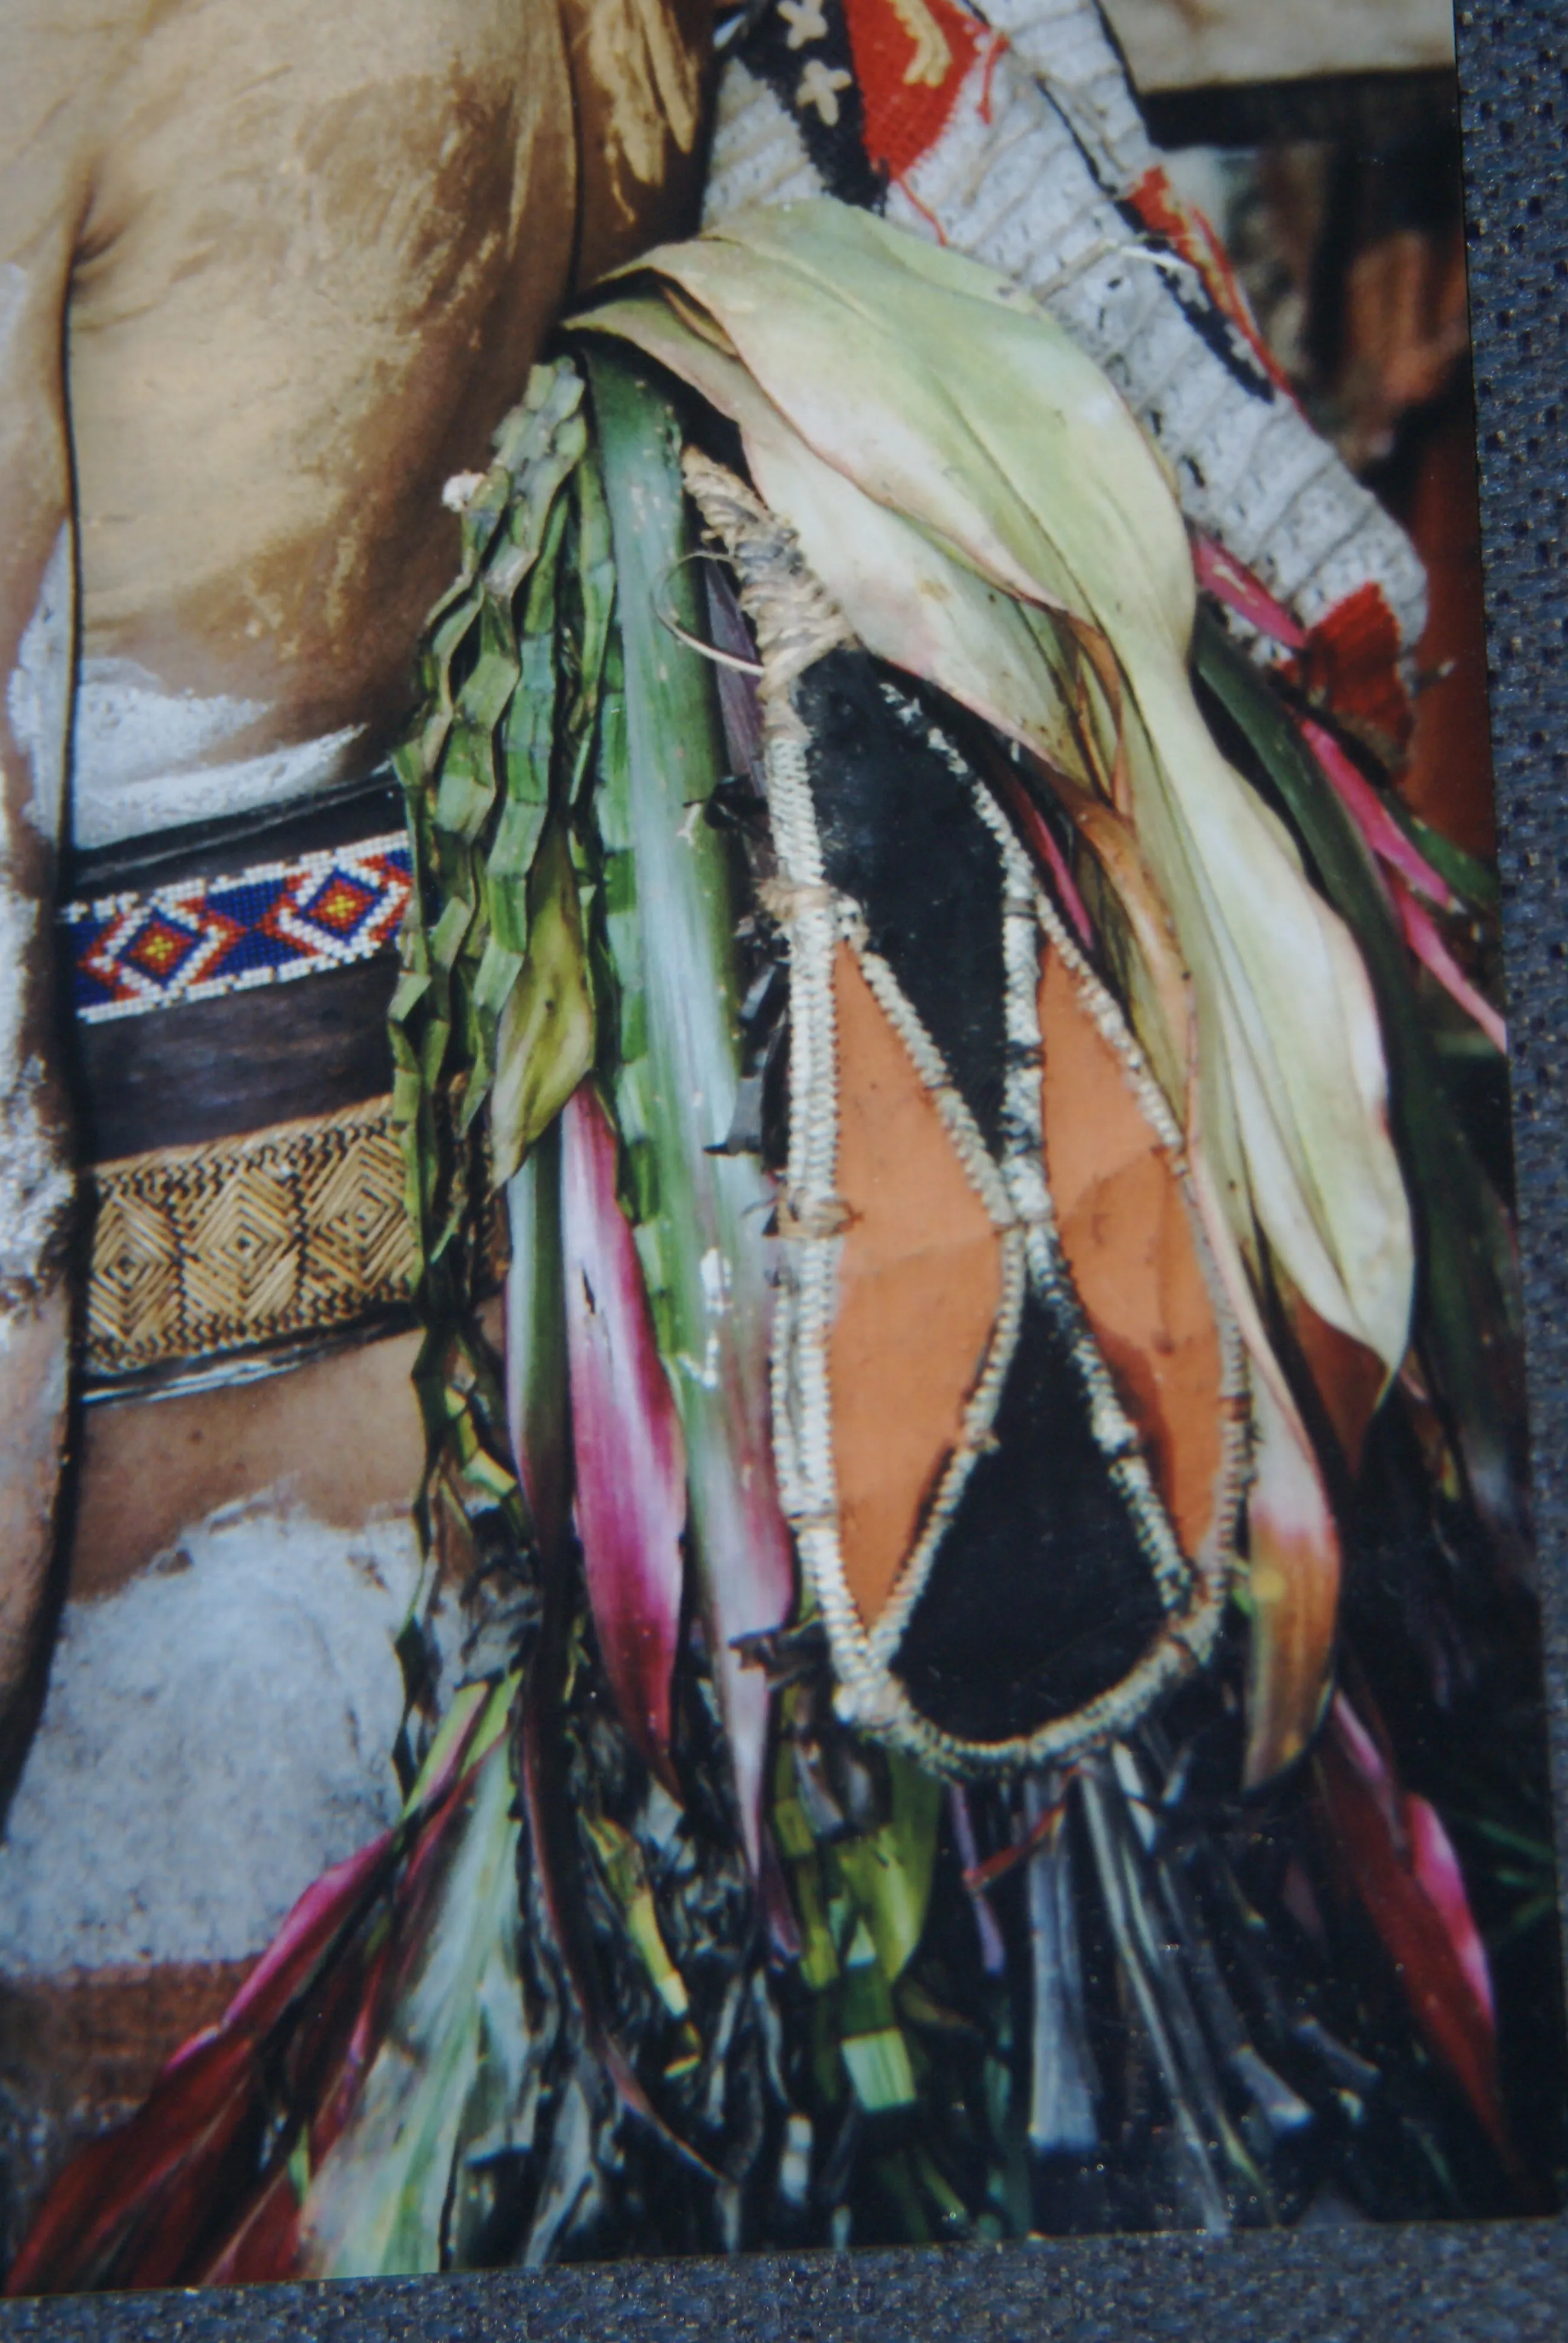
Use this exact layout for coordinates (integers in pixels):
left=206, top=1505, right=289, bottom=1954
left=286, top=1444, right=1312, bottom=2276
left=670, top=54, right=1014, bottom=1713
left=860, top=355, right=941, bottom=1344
left=0, top=1495, right=423, bottom=1973
left=73, top=657, right=270, bottom=793
left=7, top=527, right=73, bottom=843
left=72, top=656, right=364, bottom=849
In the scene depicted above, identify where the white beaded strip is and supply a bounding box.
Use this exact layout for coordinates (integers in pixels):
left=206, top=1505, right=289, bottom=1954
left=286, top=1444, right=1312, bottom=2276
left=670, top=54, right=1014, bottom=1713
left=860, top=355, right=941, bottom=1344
left=62, top=832, right=410, bottom=1025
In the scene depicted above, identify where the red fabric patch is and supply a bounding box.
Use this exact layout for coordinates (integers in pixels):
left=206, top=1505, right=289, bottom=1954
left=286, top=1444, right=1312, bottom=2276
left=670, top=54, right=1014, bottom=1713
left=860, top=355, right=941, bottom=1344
left=1129, top=165, right=1295, bottom=398
left=843, top=0, right=987, bottom=180
left=1296, top=581, right=1414, bottom=753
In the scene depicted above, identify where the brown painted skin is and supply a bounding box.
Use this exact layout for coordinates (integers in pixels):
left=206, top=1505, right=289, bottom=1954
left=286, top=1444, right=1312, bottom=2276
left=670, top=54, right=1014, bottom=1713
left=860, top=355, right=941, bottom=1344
left=65, top=1331, right=429, bottom=1606
left=0, top=1, right=710, bottom=1752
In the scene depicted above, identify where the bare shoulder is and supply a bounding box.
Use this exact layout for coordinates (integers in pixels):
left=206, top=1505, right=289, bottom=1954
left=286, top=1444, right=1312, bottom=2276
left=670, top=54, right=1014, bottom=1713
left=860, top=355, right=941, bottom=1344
left=64, top=1, right=580, bottom=790
left=562, top=0, right=713, bottom=282
left=1, top=1, right=143, bottom=190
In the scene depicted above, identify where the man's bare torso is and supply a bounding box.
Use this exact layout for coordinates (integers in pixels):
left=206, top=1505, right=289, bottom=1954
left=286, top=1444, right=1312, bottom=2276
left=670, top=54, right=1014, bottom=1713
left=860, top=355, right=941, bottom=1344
left=0, top=0, right=709, bottom=1758
left=65, top=0, right=706, bottom=841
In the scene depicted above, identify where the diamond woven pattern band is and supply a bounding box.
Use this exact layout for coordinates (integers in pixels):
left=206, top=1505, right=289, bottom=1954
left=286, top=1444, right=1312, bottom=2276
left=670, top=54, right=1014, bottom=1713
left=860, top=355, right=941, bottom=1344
left=85, top=1095, right=415, bottom=1382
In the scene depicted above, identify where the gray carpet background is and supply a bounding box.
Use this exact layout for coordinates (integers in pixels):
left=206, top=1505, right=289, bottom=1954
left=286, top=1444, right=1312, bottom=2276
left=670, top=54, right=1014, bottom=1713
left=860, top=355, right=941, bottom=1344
left=4, top=2, right=1566, bottom=2335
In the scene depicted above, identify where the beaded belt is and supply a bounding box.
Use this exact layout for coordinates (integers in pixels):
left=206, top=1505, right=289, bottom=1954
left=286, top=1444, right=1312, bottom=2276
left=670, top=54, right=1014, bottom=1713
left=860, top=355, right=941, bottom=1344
left=65, top=781, right=418, bottom=1392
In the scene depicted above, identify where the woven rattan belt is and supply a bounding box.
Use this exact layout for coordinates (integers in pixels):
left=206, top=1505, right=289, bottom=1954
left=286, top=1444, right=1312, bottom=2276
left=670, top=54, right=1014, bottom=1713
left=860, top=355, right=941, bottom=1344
left=84, top=1096, right=415, bottom=1382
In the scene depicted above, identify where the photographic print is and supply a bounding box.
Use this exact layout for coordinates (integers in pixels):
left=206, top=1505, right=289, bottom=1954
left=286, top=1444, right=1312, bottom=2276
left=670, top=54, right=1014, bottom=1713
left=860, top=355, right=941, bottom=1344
left=0, top=0, right=1561, bottom=2290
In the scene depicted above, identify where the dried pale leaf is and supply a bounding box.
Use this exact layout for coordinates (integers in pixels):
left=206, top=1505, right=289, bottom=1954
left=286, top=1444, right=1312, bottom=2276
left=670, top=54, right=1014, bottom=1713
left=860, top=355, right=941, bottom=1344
left=1243, top=1375, right=1341, bottom=1787
left=1196, top=612, right=1523, bottom=1556
left=578, top=295, right=1091, bottom=787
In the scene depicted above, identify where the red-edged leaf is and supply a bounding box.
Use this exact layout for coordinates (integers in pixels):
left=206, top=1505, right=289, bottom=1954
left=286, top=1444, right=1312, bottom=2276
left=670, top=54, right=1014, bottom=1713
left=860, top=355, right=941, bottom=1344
left=6, top=1686, right=497, bottom=2294
left=195, top=2165, right=301, bottom=2289
left=1192, top=531, right=1307, bottom=649
left=1317, top=1694, right=1512, bottom=2166
left=116, top=2076, right=261, bottom=2292
left=220, top=1827, right=399, bottom=2040
left=1300, top=716, right=1457, bottom=911
left=5, top=2029, right=256, bottom=2295
left=1407, top=1793, right=1497, bottom=2031
left=1389, top=871, right=1508, bottom=1055
left=307, top=1938, right=396, bottom=2172
left=560, top=1081, right=687, bottom=1788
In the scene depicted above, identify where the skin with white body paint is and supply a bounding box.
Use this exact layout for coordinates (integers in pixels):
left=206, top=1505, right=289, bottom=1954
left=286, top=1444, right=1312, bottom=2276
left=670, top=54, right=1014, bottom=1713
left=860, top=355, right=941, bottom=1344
left=0, top=0, right=710, bottom=1796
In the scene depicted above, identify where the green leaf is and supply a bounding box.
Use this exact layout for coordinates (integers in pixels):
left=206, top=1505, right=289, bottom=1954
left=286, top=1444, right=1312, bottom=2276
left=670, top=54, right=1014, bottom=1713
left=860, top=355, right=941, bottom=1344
left=1399, top=810, right=1500, bottom=916
left=838, top=1922, right=916, bottom=2113
left=299, top=1692, right=535, bottom=2278
left=1194, top=611, right=1524, bottom=1551
left=584, top=346, right=795, bottom=1867
left=489, top=817, right=596, bottom=1188
left=835, top=1755, right=943, bottom=1984
left=582, top=1811, right=692, bottom=2020
left=389, top=358, right=592, bottom=1553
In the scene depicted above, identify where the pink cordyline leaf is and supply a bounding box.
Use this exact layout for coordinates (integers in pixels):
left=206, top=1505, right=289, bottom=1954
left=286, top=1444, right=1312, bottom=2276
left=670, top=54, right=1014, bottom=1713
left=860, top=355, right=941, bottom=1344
left=1389, top=871, right=1508, bottom=1055
left=1192, top=531, right=1307, bottom=650
left=220, top=1828, right=397, bottom=2040
left=1322, top=1693, right=1510, bottom=2164
left=217, top=1685, right=492, bottom=2043
left=1328, top=1696, right=1495, bottom=2027
left=196, top=2164, right=300, bottom=2287
left=1407, top=1792, right=1497, bottom=2031
left=561, top=1081, right=688, bottom=1789
left=1329, top=1685, right=1400, bottom=1832
left=1300, top=716, right=1457, bottom=911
